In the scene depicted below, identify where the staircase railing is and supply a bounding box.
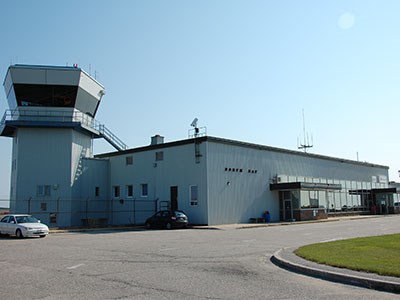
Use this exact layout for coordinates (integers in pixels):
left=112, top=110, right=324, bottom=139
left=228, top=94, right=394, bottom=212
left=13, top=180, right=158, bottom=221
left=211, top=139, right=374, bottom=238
left=96, top=124, right=128, bottom=151
left=0, top=108, right=128, bottom=151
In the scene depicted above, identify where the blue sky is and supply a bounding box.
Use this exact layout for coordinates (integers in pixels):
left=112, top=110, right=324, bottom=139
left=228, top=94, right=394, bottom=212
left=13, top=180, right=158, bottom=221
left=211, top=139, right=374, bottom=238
left=1, top=1, right=400, bottom=199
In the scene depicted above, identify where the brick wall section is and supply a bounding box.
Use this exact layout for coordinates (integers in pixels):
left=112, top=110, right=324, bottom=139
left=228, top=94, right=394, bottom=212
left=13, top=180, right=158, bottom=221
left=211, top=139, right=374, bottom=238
left=293, top=209, right=327, bottom=221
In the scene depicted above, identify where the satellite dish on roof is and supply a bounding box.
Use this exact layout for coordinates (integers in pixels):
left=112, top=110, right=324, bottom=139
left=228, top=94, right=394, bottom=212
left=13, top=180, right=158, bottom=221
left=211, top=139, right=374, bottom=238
left=190, top=118, right=198, bottom=128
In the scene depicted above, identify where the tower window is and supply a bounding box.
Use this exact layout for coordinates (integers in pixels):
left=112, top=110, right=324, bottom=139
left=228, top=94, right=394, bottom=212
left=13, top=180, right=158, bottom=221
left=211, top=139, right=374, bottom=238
left=14, top=84, right=78, bottom=107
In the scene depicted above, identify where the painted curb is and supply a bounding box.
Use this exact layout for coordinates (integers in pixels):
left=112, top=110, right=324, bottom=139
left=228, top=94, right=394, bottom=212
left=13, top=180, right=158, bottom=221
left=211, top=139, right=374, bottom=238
left=270, top=248, right=400, bottom=294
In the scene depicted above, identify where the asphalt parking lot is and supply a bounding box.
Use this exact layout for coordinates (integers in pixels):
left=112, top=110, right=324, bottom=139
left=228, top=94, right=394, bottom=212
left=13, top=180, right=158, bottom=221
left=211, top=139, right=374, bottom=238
left=1, top=215, right=399, bottom=300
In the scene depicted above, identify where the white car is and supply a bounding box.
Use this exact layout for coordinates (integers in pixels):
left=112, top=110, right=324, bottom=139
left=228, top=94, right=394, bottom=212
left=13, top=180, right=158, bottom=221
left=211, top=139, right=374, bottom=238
left=0, top=214, right=49, bottom=238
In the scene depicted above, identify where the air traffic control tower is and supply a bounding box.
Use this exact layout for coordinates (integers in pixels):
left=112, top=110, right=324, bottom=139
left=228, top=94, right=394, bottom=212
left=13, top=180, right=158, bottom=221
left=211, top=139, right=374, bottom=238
left=0, top=65, right=127, bottom=226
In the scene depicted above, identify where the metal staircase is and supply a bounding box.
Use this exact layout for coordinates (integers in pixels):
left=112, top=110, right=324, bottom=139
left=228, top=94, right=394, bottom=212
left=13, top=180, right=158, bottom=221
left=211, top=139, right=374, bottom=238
left=96, top=124, right=128, bottom=151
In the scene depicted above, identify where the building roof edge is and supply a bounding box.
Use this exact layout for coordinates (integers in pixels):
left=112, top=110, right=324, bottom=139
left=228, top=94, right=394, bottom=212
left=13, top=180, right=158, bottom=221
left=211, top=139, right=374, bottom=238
left=95, top=135, right=389, bottom=169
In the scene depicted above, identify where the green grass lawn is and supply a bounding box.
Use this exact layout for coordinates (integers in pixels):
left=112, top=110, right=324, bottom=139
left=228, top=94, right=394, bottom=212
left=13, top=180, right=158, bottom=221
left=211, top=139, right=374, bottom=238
left=294, top=233, right=400, bottom=277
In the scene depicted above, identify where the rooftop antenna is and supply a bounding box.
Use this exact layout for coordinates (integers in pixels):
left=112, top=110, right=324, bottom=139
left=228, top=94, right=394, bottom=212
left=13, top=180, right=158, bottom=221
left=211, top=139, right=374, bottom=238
left=297, top=109, right=313, bottom=153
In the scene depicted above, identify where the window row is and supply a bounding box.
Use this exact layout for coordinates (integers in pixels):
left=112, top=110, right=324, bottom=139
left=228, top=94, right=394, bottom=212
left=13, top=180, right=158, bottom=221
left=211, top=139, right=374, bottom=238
left=110, top=184, right=199, bottom=206
left=35, top=183, right=198, bottom=206
left=281, top=190, right=379, bottom=211
left=125, top=151, right=164, bottom=165
left=112, top=184, right=148, bottom=198
left=277, top=175, right=388, bottom=190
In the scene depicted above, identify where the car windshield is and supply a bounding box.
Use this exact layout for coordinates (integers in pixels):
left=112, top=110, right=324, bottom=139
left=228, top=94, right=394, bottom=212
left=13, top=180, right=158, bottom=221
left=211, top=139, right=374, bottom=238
left=15, top=216, right=39, bottom=223
left=174, top=211, right=186, bottom=217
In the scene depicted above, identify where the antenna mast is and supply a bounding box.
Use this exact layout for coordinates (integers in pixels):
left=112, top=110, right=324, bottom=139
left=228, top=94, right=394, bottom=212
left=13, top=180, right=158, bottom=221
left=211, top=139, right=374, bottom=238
left=298, top=109, right=313, bottom=153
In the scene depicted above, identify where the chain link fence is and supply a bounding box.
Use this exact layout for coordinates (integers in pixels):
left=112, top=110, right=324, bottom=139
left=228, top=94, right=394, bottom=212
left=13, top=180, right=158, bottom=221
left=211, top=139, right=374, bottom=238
left=2, top=198, right=159, bottom=227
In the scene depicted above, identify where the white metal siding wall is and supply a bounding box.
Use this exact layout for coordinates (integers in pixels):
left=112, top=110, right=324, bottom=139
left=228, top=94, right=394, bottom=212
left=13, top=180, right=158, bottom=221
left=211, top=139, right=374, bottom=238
left=72, top=158, right=109, bottom=225
left=264, top=151, right=388, bottom=182
left=207, top=142, right=276, bottom=225
left=80, top=158, right=109, bottom=200
left=206, top=141, right=389, bottom=225
left=106, top=141, right=209, bottom=225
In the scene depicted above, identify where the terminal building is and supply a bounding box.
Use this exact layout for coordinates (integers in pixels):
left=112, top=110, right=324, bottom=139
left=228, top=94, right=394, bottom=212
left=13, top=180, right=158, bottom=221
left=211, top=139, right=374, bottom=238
left=1, top=65, right=399, bottom=227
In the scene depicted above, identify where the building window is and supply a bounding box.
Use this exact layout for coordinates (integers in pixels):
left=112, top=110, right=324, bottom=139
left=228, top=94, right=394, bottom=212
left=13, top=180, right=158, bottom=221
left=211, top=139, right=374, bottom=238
left=40, top=202, right=47, bottom=211
left=155, top=151, right=164, bottom=161
left=37, top=185, right=51, bottom=197
left=14, top=84, right=78, bottom=107
left=50, top=213, right=57, bottom=223
left=126, top=156, right=133, bottom=165
left=309, top=190, right=319, bottom=208
left=300, top=190, right=320, bottom=208
left=113, top=186, right=120, bottom=198
left=190, top=185, right=198, bottom=206
left=291, top=191, right=300, bottom=209
left=95, top=187, right=100, bottom=197
left=126, top=185, right=133, bottom=198
left=140, top=184, right=148, bottom=197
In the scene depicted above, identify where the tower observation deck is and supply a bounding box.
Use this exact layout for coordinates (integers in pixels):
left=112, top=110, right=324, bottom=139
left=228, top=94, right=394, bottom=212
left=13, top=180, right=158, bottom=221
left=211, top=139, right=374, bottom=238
left=0, top=64, right=127, bottom=151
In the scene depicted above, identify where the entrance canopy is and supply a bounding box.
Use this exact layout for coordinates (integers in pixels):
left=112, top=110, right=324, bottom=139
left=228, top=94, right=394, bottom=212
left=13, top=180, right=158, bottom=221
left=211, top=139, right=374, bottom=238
left=349, top=187, right=400, bottom=195
left=270, top=181, right=342, bottom=191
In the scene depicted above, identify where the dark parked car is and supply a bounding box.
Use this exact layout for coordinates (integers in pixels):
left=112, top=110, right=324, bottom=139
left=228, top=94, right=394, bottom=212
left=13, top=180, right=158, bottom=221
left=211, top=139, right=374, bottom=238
left=145, top=210, right=188, bottom=229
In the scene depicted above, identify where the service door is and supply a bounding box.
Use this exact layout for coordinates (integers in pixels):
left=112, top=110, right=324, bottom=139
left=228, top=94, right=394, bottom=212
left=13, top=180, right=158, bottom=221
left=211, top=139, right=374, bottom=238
left=170, top=186, right=178, bottom=211
left=279, top=191, right=293, bottom=221
left=284, top=200, right=292, bottom=221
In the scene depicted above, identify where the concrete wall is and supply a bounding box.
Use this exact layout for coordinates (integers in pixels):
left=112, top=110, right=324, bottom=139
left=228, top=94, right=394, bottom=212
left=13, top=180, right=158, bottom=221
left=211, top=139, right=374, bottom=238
left=10, top=127, right=94, bottom=226
left=11, top=128, right=73, bottom=225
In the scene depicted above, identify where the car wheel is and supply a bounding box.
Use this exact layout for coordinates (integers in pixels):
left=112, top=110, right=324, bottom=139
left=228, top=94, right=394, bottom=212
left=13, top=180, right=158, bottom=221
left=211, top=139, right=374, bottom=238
left=39, top=235, right=46, bottom=238
left=166, top=222, right=172, bottom=230
left=16, top=229, right=24, bottom=238
left=145, top=222, right=151, bottom=229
